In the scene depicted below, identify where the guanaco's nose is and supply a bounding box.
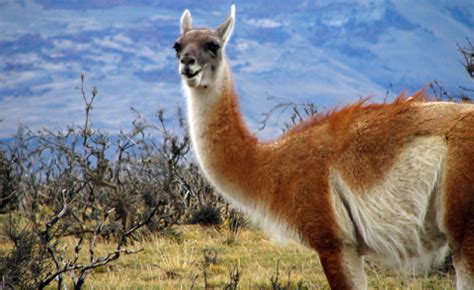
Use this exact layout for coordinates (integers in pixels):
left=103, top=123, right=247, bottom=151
left=181, top=55, right=196, bottom=66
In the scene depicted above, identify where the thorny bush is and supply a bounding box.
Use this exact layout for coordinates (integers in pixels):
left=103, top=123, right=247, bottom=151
left=0, top=75, right=224, bottom=289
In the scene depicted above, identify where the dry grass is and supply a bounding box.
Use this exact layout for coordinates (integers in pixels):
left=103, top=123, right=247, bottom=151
left=79, top=225, right=324, bottom=289
left=1, top=224, right=455, bottom=289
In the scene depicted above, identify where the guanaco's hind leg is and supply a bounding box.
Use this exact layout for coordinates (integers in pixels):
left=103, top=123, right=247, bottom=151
left=319, top=246, right=367, bottom=290
left=444, top=134, right=474, bottom=290
left=342, top=246, right=368, bottom=289
left=452, top=218, right=474, bottom=290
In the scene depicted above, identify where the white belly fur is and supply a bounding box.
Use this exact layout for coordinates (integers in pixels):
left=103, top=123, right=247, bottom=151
left=330, top=136, right=449, bottom=272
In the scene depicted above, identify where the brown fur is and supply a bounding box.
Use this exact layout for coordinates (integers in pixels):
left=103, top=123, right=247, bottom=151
left=197, top=74, right=474, bottom=288
left=284, top=90, right=427, bottom=138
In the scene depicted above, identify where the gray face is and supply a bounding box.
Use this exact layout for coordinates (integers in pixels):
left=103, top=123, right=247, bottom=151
left=174, top=30, right=224, bottom=88
left=176, top=6, right=234, bottom=88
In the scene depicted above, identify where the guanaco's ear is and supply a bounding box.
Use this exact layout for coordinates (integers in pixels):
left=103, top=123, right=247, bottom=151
left=180, top=9, right=193, bottom=35
left=217, top=5, right=235, bottom=45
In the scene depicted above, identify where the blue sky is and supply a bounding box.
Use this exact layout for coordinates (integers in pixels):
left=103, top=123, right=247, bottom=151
left=0, top=0, right=473, bottom=139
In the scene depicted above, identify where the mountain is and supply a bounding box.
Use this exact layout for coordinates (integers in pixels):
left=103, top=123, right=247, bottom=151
left=1, top=0, right=473, bottom=139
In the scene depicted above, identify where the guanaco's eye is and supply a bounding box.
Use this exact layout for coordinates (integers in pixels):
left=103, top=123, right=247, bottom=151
left=205, top=42, right=220, bottom=57
left=173, top=42, right=182, bottom=57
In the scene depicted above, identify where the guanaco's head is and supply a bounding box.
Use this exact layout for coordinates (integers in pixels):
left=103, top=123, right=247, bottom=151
left=174, top=5, right=235, bottom=88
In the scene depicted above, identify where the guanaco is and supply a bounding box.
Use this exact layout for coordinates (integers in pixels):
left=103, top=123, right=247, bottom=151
left=174, top=5, right=474, bottom=289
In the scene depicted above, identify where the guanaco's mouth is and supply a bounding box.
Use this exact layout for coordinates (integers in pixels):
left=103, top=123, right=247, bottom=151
left=183, top=69, right=201, bottom=79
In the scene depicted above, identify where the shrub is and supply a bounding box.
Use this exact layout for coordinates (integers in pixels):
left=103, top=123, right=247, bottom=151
left=0, top=150, right=18, bottom=213
left=189, top=205, right=223, bottom=226
left=226, top=208, right=249, bottom=244
left=0, top=75, right=223, bottom=289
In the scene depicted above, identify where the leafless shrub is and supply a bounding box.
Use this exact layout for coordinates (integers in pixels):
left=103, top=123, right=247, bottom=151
left=203, top=247, right=219, bottom=266
left=201, top=247, right=220, bottom=289
left=458, top=37, right=474, bottom=79
left=223, top=263, right=242, bottom=290
left=226, top=208, right=248, bottom=244
left=268, top=260, right=305, bottom=290
left=189, top=205, right=223, bottom=226
left=258, top=95, right=318, bottom=133
left=0, top=150, right=17, bottom=213
left=0, top=75, right=222, bottom=289
left=268, top=260, right=283, bottom=290
left=430, top=38, right=473, bottom=103
left=430, top=80, right=472, bottom=102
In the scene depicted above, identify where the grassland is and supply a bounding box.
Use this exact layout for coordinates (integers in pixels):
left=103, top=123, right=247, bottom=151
left=6, top=224, right=450, bottom=289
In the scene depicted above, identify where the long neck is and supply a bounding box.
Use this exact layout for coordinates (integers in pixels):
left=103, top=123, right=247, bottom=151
left=185, top=60, right=260, bottom=202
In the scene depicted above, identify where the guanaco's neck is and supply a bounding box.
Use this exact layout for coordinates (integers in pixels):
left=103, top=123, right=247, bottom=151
left=185, top=60, right=260, bottom=202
